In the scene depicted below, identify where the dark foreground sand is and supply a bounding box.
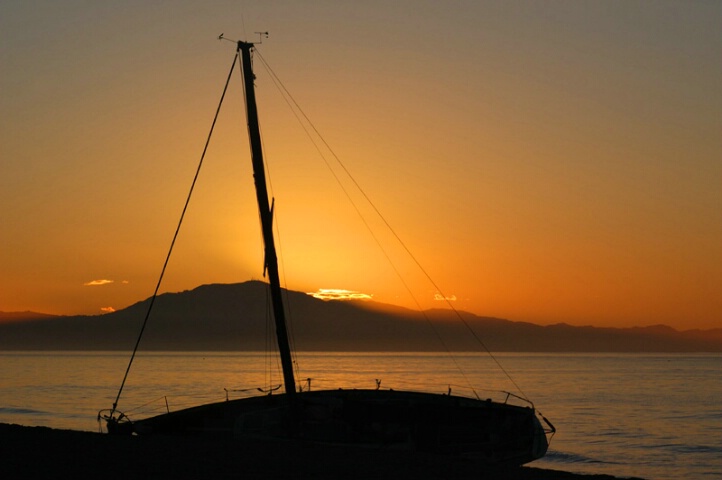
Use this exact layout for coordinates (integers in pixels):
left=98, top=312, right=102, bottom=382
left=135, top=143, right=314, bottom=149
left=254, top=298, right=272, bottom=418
left=1, top=423, right=643, bottom=479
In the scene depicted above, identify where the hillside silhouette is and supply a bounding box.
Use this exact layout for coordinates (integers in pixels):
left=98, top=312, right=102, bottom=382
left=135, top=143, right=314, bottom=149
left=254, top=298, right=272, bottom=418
left=1, top=281, right=720, bottom=352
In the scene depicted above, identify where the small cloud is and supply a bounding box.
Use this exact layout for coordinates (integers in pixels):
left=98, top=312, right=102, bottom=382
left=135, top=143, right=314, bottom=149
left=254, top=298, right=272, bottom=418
left=308, top=288, right=373, bottom=301
left=84, top=279, right=114, bottom=286
left=100, top=306, right=116, bottom=313
left=434, top=293, right=457, bottom=302
left=121, top=280, right=129, bottom=284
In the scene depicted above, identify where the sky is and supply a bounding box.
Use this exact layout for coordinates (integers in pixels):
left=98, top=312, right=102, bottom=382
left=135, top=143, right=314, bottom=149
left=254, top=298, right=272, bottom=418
left=1, top=1, right=720, bottom=330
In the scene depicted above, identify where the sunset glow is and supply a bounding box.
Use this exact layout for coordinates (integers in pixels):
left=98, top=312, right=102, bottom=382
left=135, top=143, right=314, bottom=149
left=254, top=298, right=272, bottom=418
left=308, top=289, right=373, bottom=302
left=1, top=1, right=720, bottom=330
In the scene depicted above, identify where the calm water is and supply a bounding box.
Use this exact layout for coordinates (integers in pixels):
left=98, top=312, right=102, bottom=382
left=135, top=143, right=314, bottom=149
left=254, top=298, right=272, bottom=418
left=0, top=351, right=720, bottom=480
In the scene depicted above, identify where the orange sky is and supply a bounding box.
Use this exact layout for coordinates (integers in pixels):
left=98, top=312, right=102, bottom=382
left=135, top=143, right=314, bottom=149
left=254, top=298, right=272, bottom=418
left=1, top=1, right=720, bottom=330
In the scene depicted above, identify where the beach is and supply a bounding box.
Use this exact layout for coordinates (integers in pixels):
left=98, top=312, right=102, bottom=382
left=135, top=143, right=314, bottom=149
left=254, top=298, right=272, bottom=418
left=1, top=423, right=643, bottom=480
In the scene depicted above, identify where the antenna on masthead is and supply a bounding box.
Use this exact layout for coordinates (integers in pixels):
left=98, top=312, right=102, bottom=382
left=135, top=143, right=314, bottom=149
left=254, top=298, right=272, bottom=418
left=218, top=32, right=268, bottom=45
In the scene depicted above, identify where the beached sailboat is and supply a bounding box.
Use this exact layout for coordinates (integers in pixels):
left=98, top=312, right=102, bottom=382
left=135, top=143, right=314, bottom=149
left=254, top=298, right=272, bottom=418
left=99, top=39, right=554, bottom=465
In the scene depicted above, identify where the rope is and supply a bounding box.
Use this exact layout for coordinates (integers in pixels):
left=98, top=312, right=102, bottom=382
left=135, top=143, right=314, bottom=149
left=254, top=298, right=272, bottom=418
left=108, top=52, right=239, bottom=416
left=254, top=50, right=531, bottom=402
left=256, top=52, right=478, bottom=393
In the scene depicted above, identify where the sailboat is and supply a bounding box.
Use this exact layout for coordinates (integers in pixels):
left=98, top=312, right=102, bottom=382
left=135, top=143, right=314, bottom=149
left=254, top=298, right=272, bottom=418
left=99, top=39, right=554, bottom=466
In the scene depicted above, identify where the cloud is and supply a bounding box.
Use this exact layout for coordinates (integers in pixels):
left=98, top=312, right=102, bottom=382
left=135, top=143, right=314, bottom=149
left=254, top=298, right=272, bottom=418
left=83, top=279, right=114, bottom=286
left=308, top=289, right=373, bottom=301
left=100, top=306, right=116, bottom=313
left=434, top=293, right=457, bottom=302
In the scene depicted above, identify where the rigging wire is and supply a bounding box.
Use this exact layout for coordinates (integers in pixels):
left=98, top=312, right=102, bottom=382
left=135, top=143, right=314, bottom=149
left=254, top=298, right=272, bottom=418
left=254, top=49, right=531, bottom=402
left=108, top=52, right=239, bottom=416
left=254, top=51, right=476, bottom=392
left=263, top=284, right=281, bottom=391
left=253, top=50, right=475, bottom=391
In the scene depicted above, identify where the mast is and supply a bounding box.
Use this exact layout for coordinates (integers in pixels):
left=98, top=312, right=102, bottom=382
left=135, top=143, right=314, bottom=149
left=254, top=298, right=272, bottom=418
left=237, top=41, right=297, bottom=399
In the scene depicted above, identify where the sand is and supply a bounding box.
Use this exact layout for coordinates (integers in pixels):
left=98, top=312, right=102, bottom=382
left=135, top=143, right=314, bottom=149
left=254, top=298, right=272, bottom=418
left=1, top=423, right=643, bottom=479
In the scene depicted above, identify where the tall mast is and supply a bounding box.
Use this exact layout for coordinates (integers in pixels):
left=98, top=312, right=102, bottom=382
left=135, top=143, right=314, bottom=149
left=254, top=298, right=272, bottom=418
left=237, top=41, right=297, bottom=399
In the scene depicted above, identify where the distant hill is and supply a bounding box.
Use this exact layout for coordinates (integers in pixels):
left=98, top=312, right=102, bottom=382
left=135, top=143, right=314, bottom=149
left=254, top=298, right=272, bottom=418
left=1, top=281, right=720, bottom=352
left=0, top=311, right=59, bottom=322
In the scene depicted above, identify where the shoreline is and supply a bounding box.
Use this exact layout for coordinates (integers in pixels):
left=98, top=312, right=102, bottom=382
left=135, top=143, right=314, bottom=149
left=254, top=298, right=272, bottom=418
left=1, top=423, right=643, bottom=480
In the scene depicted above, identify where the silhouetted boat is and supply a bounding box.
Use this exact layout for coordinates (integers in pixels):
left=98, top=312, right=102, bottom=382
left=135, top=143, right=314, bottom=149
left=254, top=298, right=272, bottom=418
left=99, top=39, right=554, bottom=466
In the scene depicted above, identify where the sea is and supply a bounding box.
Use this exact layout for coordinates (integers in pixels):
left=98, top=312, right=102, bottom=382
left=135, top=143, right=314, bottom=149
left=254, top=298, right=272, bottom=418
left=0, top=351, right=719, bottom=480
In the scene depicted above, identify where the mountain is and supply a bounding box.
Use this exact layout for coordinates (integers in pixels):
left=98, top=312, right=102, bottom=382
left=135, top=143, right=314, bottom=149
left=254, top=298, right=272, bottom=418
left=0, top=311, right=59, bottom=322
left=1, top=281, right=720, bottom=352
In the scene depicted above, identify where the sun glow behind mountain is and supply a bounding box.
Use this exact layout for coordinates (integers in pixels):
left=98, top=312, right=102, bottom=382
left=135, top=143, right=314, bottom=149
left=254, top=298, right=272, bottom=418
left=308, top=289, right=373, bottom=301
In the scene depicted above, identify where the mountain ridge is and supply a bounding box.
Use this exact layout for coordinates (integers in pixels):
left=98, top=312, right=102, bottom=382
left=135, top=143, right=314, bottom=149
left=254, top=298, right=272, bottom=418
left=1, top=281, right=720, bottom=352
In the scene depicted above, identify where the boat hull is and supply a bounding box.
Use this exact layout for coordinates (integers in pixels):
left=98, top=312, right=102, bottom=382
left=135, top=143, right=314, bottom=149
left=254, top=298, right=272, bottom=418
left=112, top=389, right=548, bottom=466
